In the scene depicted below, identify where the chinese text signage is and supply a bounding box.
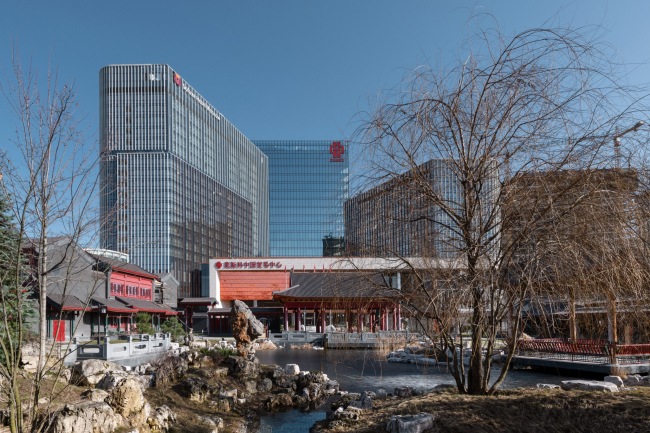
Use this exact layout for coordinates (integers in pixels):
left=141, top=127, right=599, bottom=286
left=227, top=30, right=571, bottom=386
left=215, top=261, right=282, bottom=270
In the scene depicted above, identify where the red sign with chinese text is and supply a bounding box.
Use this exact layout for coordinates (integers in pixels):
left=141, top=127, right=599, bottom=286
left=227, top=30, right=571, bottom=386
left=215, top=261, right=282, bottom=270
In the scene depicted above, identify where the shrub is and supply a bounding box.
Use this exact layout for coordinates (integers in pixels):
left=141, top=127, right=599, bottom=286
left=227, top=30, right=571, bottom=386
left=160, top=317, right=186, bottom=342
left=135, top=312, right=154, bottom=335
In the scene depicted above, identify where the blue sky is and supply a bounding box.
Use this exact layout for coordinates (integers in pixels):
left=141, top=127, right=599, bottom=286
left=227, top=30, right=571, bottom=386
left=1, top=1, right=649, bottom=168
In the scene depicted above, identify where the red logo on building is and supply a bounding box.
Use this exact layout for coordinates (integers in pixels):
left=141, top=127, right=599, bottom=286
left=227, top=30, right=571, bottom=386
left=173, top=73, right=182, bottom=86
left=330, top=141, right=345, bottom=162
left=215, top=261, right=223, bottom=269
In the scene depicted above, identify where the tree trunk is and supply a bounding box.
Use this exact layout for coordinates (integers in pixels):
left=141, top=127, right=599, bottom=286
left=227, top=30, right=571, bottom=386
left=569, top=288, right=577, bottom=344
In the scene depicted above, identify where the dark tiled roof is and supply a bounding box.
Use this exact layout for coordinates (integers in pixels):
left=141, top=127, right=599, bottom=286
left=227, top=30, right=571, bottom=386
left=91, top=297, right=136, bottom=313
left=115, top=297, right=170, bottom=312
left=86, top=253, right=159, bottom=279
left=274, top=272, right=397, bottom=300
left=178, top=297, right=218, bottom=306
left=46, top=294, right=90, bottom=311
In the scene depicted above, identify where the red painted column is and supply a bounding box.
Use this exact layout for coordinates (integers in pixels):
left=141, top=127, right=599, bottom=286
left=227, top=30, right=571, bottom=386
left=392, top=307, right=397, bottom=330
left=369, top=310, right=375, bottom=333
left=357, top=310, right=363, bottom=333
left=397, top=304, right=401, bottom=331
left=296, top=307, right=301, bottom=331
left=379, top=309, right=385, bottom=331
left=284, top=307, right=289, bottom=331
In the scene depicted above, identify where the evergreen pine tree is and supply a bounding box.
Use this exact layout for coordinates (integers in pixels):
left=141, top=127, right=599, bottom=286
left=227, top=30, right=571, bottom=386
left=0, top=188, right=36, bottom=363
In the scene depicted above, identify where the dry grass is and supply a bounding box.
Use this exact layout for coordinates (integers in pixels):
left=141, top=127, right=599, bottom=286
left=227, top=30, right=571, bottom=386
left=290, top=343, right=315, bottom=350
left=317, top=387, right=650, bottom=433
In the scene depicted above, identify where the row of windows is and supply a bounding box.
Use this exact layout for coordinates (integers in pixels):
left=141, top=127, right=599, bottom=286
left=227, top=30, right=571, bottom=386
left=110, top=283, right=152, bottom=299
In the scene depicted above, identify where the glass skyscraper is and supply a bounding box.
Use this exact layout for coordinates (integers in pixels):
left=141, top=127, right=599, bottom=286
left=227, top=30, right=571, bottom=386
left=253, top=141, right=349, bottom=257
left=345, top=159, right=499, bottom=258
left=100, top=64, right=269, bottom=297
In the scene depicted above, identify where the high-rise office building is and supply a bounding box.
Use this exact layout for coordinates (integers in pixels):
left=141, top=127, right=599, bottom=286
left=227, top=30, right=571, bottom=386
left=345, top=159, right=499, bottom=258
left=253, top=141, right=349, bottom=257
left=100, top=64, right=269, bottom=297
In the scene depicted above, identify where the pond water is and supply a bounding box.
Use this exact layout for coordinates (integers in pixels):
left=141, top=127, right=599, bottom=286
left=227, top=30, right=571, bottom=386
left=256, top=349, right=580, bottom=394
left=255, top=349, right=583, bottom=432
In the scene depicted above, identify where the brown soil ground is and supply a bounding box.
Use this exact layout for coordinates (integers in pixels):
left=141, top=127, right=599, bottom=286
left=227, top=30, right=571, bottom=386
left=316, top=387, right=650, bottom=433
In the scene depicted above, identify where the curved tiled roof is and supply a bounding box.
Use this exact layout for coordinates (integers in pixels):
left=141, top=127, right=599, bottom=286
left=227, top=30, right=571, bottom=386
left=273, top=272, right=398, bottom=300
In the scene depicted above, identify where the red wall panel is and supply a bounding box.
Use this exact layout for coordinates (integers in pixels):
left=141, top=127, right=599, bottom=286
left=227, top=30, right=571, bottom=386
left=220, top=271, right=289, bottom=300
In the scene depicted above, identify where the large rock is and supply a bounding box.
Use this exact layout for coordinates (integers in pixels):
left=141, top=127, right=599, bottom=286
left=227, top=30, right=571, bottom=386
left=386, top=412, right=435, bottom=433
left=265, top=393, right=293, bottom=411
left=394, top=386, right=417, bottom=397
left=147, top=405, right=176, bottom=432
left=348, top=393, right=372, bottom=410
left=81, top=389, right=109, bottom=403
left=604, top=376, right=624, bottom=387
left=285, top=364, right=300, bottom=375
left=50, top=402, right=123, bottom=433
left=180, top=377, right=212, bottom=402
left=560, top=380, right=619, bottom=392
left=71, top=360, right=122, bottom=387
left=107, top=378, right=145, bottom=418
left=258, top=378, right=273, bottom=392
left=228, top=355, right=260, bottom=380
left=98, top=370, right=153, bottom=393
left=624, top=375, right=643, bottom=387
left=231, top=299, right=265, bottom=357
left=197, top=415, right=224, bottom=431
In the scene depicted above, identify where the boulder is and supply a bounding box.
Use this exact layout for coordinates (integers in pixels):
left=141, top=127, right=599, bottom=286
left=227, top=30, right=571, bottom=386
left=82, top=389, right=109, bottom=402
left=376, top=389, right=387, bottom=400
left=214, top=367, right=229, bottom=377
left=560, top=380, right=618, bottom=392
left=147, top=405, right=176, bottom=432
left=624, top=375, right=643, bottom=387
left=604, top=376, right=624, bottom=387
left=107, top=378, right=145, bottom=418
left=258, top=378, right=273, bottom=392
left=265, top=394, right=293, bottom=411
left=348, top=393, right=372, bottom=410
left=134, top=363, right=151, bottom=375
left=329, top=406, right=361, bottom=422
left=71, top=360, right=122, bottom=387
left=536, top=383, right=559, bottom=389
left=58, top=368, right=72, bottom=384
left=50, top=402, right=123, bottom=433
left=209, top=397, right=233, bottom=413
left=228, top=355, right=260, bottom=380
left=244, top=380, right=258, bottom=394
left=181, top=377, right=212, bottom=402
left=231, top=300, right=265, bottom=357
left=386, top=412, right=435, bottom=433
left=326, top=380, right=340, bottom=392
left=285, top=364, right=300, bottom=375
left=220, top=388, right=238, bottom=399
left=394, top=386, right=417, bottom=397
left=197, top=415, right=224, bottom=431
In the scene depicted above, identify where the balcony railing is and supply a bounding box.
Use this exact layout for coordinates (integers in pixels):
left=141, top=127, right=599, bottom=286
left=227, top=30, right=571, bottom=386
left=515, top=338, right=650, bottom=364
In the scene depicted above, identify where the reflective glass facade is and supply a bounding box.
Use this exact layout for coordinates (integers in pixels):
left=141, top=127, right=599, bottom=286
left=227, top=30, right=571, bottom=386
left=345, top=159, right=499, bottom=258
left=100, top=64, right=269, bottom=297
left=253, top=141, right=349, bottom=257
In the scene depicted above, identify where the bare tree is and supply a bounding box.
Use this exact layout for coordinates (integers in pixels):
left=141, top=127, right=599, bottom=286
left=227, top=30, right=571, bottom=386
left=349, top=15, right=650, bottom=395
left=0, top=46, right=99, bottom=432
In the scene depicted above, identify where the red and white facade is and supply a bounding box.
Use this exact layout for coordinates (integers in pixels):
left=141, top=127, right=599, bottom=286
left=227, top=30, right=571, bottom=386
left=204, top=256, right=444, bottom=308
